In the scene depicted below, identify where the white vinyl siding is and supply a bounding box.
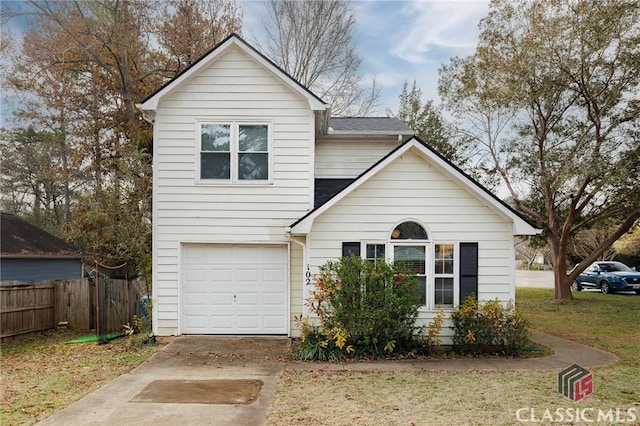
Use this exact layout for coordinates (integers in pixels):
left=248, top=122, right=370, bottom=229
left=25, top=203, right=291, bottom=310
left=153, top=46, right=314, bottom=336
left=315, top=139, right=398, bottom=178
left=307, top=149, right=514, bottom=343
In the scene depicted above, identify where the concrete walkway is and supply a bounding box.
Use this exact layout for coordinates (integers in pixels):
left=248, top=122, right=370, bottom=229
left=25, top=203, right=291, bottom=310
left=288, top=331, right=618, bottom=372
left=36, top=333, right=617, bottom=426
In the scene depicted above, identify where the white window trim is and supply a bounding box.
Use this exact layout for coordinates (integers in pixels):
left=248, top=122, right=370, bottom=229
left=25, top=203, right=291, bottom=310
left=431, top=242, right=459, bottom=311
left=389, top=240, right=430, bottom=307
left=385, top=240, right=461, bottom=311
left=196, top=120, right=273, bottom=185
left=362, top=241, right=386, bottom=263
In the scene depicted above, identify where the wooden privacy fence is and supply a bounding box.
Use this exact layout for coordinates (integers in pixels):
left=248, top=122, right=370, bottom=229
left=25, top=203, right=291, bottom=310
left=1, top=278, right=146, bottom=339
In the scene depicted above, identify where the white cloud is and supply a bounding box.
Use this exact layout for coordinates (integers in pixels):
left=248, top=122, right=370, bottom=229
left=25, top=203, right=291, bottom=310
left=392, top=0, right=489, bottom=63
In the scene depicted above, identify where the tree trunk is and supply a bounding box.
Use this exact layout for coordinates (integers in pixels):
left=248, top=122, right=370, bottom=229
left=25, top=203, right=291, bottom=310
left=553, top=264, right=573, bottom=299
left=549, top=231, right=574, bottom=300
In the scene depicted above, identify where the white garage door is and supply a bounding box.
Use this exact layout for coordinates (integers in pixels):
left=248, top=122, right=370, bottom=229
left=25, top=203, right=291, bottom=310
left=181, top=244, right=288, bottom=334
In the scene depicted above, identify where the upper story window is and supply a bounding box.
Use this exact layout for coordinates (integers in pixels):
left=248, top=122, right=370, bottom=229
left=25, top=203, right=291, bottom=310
left=199, top=122, right=271, bottom=182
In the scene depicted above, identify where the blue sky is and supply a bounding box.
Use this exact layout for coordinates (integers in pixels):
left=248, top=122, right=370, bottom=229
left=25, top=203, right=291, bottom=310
left=1, top=0, right=490, bottom=123
left=243, top=0, right=490, bottom=115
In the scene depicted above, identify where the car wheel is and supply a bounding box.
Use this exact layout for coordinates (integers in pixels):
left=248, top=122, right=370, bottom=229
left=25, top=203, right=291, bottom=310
left=600, top=281, right=611, bottom=294
left=571, top=280, right=582, bottom=291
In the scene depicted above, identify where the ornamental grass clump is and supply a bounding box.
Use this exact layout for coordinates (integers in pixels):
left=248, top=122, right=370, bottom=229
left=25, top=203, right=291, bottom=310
left=296, top=255, right=439, bottom=360
left=451, top=295, right=530, bottom=356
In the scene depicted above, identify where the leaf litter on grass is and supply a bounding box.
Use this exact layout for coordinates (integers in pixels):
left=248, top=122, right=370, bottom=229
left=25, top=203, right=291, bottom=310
left=1, top=328, right=160, bottom=426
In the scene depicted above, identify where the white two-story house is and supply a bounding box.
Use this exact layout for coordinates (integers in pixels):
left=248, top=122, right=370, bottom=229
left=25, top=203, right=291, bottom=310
left=139, top=34, right=538, bottom=339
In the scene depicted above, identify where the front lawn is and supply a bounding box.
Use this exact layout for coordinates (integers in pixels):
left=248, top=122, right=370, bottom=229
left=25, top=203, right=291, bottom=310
left=267, top=288, right=640, bottom=425
left=0, top=329, right=160, bottom=426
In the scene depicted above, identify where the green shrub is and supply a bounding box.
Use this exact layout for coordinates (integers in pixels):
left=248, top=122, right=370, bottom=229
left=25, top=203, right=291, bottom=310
left=451, top=295, right=530, bottom=356
left=296, top=255, right=440, bottom=359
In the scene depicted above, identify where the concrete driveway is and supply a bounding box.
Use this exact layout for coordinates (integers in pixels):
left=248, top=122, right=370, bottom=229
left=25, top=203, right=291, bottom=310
left=36, top=336, right=290, bottom=426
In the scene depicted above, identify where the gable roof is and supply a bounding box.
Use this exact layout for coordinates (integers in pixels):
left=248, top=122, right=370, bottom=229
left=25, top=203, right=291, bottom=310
left=289, top=138, right=540, bottom=236
left=1, top=212, right=83, bottom=259
left=328, top=117, right=415, bottom=135
left=138, top=33, right=327, bottom=116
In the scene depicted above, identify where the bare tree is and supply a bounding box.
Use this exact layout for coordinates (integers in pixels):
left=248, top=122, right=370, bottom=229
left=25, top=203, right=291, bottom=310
left=258, top=0, right=379, bottom=116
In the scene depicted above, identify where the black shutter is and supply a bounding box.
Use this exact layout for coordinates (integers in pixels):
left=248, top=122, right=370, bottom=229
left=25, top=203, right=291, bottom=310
left=459, top=242, right=478, bottom=303
left=342, top=242, right=360, bottom=258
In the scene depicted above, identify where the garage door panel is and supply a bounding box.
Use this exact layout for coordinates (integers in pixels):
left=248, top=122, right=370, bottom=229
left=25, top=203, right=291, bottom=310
left=260, top=246, right=287, bottom=262
left=236, top=268, right=259, bottom=282
left=184, top=315, right=208, bottom=329
left=185, top=268, right=208, bottom=282
left=211, top=292, right=234, bottom=306
left=263, top=268, right=286, bottom=281
left=212, top=268, right=233, bottom=282
left=236, top=292, right=259, bottom=306
left=237, top=315, right=260, bottom=329
left=184, top=291, right=207, bottom=306
left=211, top=315, right=234, bottom=330
left=263, top=291, right=286, bottom=305
left=263, top=315, right=286, bottom=329
left=182, top=244, right=288, bottom=334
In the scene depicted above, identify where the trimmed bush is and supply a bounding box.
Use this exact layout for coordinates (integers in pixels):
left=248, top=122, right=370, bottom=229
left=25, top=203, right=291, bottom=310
left=451, top=295, right=530, bottom=356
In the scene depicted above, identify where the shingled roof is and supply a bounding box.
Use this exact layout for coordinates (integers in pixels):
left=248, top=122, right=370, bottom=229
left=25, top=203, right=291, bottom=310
left=328, top=117, right=415, bottom=135
left=1, top=212, right=82, bottom=258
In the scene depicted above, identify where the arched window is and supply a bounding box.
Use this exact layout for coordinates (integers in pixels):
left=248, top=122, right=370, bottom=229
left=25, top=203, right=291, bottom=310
left=390, top=221, right=429, bottom=305
left=390, top=221, right=428, bottom=240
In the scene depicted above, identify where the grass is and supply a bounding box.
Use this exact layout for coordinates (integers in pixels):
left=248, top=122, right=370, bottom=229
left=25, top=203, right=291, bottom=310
left=0, top=328, right=160, bottom=426
left=266, top=288, right=640, bottom=425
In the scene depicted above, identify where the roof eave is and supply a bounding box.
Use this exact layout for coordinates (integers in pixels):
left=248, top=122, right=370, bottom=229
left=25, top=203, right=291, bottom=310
left=327, top=130, right=415, bottom=135
left=514, top=223, right=542, bottom=236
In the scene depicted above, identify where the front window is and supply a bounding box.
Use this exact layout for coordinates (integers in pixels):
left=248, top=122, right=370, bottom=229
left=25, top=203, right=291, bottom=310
left=199, top=122, right=270, bottom=182
left=394, top=245, right=427, bottom=305
left=391, top=221, right=429, bottom=305
left=366, top=244, right=385, bottom=263
left=434, top=244, right=455, bottom=307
